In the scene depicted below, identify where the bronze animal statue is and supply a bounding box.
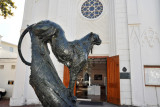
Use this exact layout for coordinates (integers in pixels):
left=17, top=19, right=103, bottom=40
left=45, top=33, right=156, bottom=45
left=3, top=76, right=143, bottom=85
left=18, top=20, right=101, bottom=107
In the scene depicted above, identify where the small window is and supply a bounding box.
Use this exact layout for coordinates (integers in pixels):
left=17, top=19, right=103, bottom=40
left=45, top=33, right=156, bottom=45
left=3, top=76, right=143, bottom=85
left=9, top=47, right=13, bottom=52
left=144, top=66, right=160, bottom=86
left=8, top=80, right=14, bottom=85
left=11, top=65, right=16, bottom=69
left=0, top=65, right=4, bottom=69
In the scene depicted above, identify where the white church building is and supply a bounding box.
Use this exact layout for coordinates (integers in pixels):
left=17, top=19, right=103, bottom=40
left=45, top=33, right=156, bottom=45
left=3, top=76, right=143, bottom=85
left=10, top=0, right=160, bottom=106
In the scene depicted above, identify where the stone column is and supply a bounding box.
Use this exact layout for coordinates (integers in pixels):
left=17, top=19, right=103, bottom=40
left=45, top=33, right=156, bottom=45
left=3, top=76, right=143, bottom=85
left=108, top=0, right=117, bottom=56
left=114, top=0, right=133, bottom=105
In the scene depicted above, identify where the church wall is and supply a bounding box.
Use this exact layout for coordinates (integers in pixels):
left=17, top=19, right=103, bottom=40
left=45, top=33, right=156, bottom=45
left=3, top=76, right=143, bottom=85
left=76, top=0, right=110, bottom=56
left=114, top=0, right=131, bottom=105
left=127, top=0, right=145, bottom=106
left=127, top=0, right=160, bottom=106
left=140, top=0, right=160, bottom=65
left=140, top=0, right=160, bottom=106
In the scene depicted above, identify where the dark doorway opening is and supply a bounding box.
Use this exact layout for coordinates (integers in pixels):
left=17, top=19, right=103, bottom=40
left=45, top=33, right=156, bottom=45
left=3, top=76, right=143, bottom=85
left=76, top=57, right=107, bottom=102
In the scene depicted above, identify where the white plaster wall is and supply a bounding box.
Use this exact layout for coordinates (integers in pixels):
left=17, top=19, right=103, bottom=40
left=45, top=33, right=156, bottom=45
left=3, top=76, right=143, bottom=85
left=120, top=79, right=131, bottom=105
left=127, top=0, right=160, bottom=106
left=1, top=42, right=17, bottom=53
left=145, top=87, right=159, bottom=106
left=140, top=0, right=160, bottom=106
left=114, top=0, right=131, bottom=105
left=0, top=37, right=17, bottom=98
left=0, top=60, right=16, bottom=98
left=126, top=0, right=146, bottom=106
left=128, top=25, right=146, bottom=106
left=156, top=87, right=160, bottom=106
left=76, top=0, right=110, bottom=56
left=140, top=0, right=160, bottom=65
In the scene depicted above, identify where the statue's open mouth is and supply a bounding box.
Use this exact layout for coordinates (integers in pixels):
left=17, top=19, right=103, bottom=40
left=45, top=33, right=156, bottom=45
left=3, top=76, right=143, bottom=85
left=97, top=40, right=102, bottom=45
left=94, top=39, right=102, bottom=45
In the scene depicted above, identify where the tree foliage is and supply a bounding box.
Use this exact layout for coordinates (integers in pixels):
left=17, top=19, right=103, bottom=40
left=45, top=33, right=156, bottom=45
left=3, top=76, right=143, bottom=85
left=0, top=0, right=16, bottom=18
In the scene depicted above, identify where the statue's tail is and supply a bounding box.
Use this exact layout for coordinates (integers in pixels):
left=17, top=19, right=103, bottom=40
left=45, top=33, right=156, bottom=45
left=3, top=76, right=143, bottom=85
left=18, top=25, right=34, bottom=66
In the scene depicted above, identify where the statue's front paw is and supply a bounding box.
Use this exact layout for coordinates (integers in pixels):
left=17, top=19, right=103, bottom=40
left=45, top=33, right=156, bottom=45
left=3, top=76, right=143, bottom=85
left=66, top=88, right=77, bottom=102
left=72, top=95, right=77, bottom=103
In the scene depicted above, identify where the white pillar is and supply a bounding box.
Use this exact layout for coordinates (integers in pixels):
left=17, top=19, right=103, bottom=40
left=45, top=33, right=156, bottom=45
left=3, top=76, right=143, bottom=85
left=108, top=0, right=117, bottom=56
left=127, top=0, right=145, bottom=106
left=10, top=0, right=50, bottom=106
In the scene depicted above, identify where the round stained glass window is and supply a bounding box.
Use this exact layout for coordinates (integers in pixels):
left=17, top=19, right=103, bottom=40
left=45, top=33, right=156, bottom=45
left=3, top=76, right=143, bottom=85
left=81, top=0, right=103, bottom=19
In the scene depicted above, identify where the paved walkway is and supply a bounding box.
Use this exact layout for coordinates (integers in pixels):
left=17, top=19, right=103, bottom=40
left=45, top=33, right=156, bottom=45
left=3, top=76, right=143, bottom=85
left=77, top=101, right=119, bottom=107
left=0, top=99, right=133, bottom=107
left=0, top=99, right=42, bottom=107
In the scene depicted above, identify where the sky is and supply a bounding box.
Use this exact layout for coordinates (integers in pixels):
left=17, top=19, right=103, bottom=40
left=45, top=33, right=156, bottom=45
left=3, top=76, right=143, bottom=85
left=0, top=0, right=25, bottom=45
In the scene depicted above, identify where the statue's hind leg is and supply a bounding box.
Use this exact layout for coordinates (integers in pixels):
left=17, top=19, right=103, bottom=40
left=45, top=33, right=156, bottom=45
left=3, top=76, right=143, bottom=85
left=68, top=65, right=85, bottom=96
left=68, top=71, right=77, bottom=95
left=67, top=71, right=77, bottom=105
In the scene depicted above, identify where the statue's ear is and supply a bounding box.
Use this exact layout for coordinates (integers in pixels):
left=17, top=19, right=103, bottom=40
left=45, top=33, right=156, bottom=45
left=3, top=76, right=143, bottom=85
left=90, top=32, right=95, bottom=42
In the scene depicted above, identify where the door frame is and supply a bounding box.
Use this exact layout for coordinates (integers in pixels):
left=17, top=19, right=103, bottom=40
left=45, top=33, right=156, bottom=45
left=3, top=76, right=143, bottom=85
left=88, top=56, right=108, bottom=101
left=63, top=56, right=120, bottom=105
left=89, top=56, right=120, bottom=105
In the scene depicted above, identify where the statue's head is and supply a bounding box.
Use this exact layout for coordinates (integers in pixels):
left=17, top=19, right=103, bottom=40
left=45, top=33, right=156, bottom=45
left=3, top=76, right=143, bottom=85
left=89, top=32, right=102, bottom=45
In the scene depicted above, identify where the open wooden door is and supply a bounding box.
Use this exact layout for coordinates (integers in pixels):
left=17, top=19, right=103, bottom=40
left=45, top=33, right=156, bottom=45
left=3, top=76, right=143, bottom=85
left=107, top=55, right=120, bottom=105
left=63, top=66, right=76, bottom=96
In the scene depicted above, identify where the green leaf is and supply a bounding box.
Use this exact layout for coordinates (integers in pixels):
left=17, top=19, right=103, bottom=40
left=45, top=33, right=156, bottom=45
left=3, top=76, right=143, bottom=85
left=0, top=0, right=16, bottom=18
